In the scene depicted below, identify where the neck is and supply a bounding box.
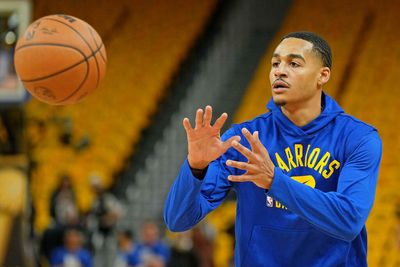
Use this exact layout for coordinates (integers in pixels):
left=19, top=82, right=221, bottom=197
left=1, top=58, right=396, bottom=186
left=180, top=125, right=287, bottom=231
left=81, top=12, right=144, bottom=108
left=281, top=93, right=322, bottom=127
left=122, top=242, right=133, bottom=252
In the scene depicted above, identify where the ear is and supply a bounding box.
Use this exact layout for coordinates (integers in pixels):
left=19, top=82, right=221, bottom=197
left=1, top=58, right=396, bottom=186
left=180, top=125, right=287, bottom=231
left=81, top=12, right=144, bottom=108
left=318, top=67, right=331, bottom=86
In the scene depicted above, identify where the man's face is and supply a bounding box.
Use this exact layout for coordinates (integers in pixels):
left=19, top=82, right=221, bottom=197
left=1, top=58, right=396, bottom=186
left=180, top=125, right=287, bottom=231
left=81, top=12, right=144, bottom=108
left=64, top=230, right=82, bottom=252
left=118, top=234, right=132, bottom=251
left=142, top=223, right=159, bottom=245
left=269, top=37, right=327, bottom=107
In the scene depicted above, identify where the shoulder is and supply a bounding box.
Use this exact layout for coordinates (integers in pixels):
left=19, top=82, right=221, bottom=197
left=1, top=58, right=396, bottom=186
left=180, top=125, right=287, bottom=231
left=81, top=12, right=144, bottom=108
left=127, top=250, right=140, bottom=264
left=337, top=113, right=377, bottom=131
left=78, top=248, right=92, bottom=258
left=77, top=249, right=93, bottom=266
left=336, top=113, right=381, bottom=157
left=49, top=247, right=66, bottom=263
left=51, top=246, right=65, bottom=255
left=336, top=113, right=380, bottom=139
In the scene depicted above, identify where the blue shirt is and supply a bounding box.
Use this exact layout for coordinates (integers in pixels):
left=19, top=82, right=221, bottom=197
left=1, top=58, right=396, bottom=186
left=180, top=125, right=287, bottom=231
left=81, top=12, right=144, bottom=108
left=50, top=247, right=93, bottom=267
left=115, top=247, right=140, bottom=267
left=135, top=241, right=170, bottom=264
left=164, top=93, right=382, bottom=267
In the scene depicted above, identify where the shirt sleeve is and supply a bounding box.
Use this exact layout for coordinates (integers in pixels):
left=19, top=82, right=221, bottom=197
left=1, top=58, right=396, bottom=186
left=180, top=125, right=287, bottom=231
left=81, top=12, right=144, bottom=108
left=164, top=128, right=238, bottom=232
left=80, top=250, right=93, bottom=267
left=268, top=131, right=382, bottom=242
left=156, top=242, right=171, bottom=262
left=49, top=248, right=63, bottom=266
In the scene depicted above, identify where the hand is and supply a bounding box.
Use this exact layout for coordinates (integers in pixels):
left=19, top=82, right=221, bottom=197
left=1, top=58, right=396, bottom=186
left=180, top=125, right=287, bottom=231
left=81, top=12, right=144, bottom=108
left=226, top=128, right=275, bottom=189
left=183, top=105, right=241, bottom=169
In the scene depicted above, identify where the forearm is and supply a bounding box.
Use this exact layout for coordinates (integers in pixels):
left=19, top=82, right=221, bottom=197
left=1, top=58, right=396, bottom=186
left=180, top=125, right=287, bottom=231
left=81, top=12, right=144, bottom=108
left=268, top=168, right=373, bottom=242
left=164, top=160, right=211, bottom=231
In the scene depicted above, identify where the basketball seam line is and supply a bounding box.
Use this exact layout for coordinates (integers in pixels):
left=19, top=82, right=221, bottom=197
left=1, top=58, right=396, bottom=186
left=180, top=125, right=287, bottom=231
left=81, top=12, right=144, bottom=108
left=43, top=17, right=101, bottom=101
left=87, top=25, right=101, bottom=90
left=56, top=58, right=90, bottom=104
left=43, top=17, right=97, bottom=54
left=89, top=26, right=107, bottom=64
left=19, top=43, right=103, bottom=83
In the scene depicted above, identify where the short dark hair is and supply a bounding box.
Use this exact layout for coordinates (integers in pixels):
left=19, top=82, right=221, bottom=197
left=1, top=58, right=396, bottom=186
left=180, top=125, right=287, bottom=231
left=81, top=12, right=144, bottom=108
left=119, top=229, right=134, bottom=240
left=282, top=31, right=332, bottom=69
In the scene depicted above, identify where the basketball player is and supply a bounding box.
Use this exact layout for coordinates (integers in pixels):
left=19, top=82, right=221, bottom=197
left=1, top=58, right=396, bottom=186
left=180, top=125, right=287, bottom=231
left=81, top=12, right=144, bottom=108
left=164, top=32, right=382, bottom=266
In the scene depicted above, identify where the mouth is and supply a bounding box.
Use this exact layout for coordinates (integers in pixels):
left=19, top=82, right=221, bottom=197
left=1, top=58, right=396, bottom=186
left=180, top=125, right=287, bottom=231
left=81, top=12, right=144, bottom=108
left=272, top=80, right=290, bottom=93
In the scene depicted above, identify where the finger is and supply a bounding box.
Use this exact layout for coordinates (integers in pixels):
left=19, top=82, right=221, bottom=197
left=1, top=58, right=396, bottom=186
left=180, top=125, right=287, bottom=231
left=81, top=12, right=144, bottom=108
left=253, top=131, right=269, bottom=156
left=226, top=160, right=260, bottom=173
left=213, top=112, right=228, bottom=130
left=195, top=108, right=203, bottom=129
left=241, top=128, right=259, bottom=153
left=203, top=105, right=212, bottom=126
left=227, top=174, right=257, bottom=182
left=231, top=140, right=258, bottom=162
left=182, top=118, right=193, bottom=133
left=221, top=135, right=241, bottom=153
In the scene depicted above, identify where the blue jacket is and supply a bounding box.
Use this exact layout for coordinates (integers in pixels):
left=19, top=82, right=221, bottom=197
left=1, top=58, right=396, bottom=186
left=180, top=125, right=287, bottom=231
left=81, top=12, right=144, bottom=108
left=50, top=247, right=93, bottom=267
left=164, top=93, right=382, bottom=267
left=135, top=241, right=171, bottom=264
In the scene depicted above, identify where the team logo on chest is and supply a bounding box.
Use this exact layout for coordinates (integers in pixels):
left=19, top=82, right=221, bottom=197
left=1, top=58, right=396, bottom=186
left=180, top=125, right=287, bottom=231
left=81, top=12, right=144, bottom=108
left=265, top=144, right=341, bottom=209
left=274, top=144, right=340, bottom=179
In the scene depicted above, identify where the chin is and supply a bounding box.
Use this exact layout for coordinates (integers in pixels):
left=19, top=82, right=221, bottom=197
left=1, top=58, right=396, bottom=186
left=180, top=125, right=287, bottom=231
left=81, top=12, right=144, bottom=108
left=272, top=95, right=287, bottom=106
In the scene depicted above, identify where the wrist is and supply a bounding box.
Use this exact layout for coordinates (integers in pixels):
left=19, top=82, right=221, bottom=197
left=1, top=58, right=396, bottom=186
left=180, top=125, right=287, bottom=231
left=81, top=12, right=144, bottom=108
left=187, top=161, right=208, bottom=180
left=187, top=157, right=209, bottom=170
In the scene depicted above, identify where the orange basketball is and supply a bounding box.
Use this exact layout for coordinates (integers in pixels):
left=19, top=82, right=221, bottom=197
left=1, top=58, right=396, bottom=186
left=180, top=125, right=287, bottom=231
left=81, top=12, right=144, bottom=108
left=14, top=14, right=107, bottom=105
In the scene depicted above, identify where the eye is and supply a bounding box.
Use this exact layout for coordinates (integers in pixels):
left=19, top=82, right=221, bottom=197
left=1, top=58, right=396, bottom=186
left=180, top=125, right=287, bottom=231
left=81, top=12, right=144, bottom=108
left=290, top=61, right=300, bottom=67
left=272, top=61, right=280, bottom=68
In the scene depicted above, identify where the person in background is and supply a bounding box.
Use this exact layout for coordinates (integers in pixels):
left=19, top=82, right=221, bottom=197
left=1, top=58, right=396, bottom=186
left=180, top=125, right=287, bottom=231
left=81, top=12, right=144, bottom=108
left=87, top=175, right=124, bottom=249
left=49, top=227, right=93, bottom=267
left=191, top=223, right=215, bottom=267
left=50, top=174, right=79, bottom=226
left=135, top=221, right=170, bottom=267
left=167, top=230, right=199, bottom=267
left=40, top=174, right=82, bottom=264
left=114, top=229, right=140, bottom=267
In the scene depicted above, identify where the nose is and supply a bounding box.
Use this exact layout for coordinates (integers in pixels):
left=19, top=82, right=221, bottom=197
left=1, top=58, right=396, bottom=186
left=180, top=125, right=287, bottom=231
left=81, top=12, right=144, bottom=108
left=273, top=64, right=288, bottom=78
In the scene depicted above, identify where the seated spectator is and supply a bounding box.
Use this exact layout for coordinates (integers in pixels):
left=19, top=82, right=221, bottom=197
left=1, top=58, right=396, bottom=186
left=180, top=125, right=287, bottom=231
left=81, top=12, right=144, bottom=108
left=167, top=230, right=199, bottom=267
left=87, top=175, right=124, bottom=249
left=50, top=174, right=79, bottom=226
left=50, top=227, right=93, bottom=267
left=136, top=221, right=170, bottom=267
left=41, top=176, right=82, bottom=264
left=114, top=230, right=140, bottom=267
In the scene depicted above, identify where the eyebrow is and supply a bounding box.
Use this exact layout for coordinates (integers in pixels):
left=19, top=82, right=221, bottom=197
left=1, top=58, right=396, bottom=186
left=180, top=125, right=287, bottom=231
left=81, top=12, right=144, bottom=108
left=272, top=53, right=306, bottom=62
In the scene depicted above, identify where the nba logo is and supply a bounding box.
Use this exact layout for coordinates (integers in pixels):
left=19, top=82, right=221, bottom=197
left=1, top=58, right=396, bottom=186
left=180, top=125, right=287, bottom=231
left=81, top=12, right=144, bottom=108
left=266, top=196, right=273, bottom=207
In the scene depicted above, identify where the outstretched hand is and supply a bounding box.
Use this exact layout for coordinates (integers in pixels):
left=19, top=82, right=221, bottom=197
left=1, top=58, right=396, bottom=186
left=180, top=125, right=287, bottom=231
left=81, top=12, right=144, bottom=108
left=183, top=105, right=241, bottom=169
left=226, top=128, right=275, bottom=189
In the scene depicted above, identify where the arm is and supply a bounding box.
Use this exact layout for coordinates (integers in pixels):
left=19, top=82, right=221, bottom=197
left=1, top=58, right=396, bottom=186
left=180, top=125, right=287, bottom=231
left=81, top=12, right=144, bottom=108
left=164, top=129, right=238, bottom=231
left=49, top=248, right=63, bottom=267
left=268, top=133, right=382, bottom=241
left=227, top=128, right=382, bottom=242
left=164, top=106, right=240, bottom=232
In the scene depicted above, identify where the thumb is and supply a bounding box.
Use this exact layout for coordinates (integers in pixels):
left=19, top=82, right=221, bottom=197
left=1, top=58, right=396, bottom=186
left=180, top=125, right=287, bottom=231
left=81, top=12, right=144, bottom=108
left=222, top=135, right=241, bottom=153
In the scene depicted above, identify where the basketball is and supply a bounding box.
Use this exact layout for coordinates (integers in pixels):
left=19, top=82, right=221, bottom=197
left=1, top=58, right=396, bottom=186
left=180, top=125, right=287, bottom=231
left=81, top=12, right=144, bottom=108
left=14, top=14, right=107, bottom=105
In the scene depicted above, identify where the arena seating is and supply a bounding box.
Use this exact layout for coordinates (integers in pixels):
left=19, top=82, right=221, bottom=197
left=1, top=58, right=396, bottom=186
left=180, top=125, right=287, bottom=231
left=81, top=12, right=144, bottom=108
left=341, top=1, right=400, bottom=265
left=234, top=0, right=369, bottom=123
left=209, top=0, right=400, bottom=266
left=26, top=0, right=218, bottom=232
left=0, top=168, right=27, bottom=264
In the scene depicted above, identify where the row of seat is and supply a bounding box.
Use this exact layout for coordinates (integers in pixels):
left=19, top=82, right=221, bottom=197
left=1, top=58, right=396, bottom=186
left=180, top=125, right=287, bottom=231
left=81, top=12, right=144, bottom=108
left=26, top=0, right=218, bottom=232
left=0, top=168, right=27, bottom=265
left=344, top=1, right=400, bottom=265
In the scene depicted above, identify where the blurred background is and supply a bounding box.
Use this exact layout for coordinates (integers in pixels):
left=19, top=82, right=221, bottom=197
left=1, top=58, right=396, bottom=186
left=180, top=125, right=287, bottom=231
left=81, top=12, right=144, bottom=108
left=0, top=0, right=399, bottom=266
